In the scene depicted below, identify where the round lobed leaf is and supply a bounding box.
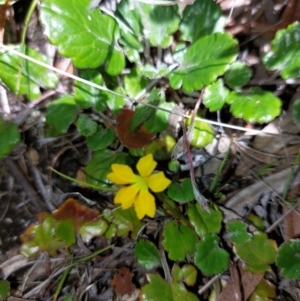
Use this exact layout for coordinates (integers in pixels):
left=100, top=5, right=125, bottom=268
left=85, top=149, right=131, bottom=186
left=116, top=0, right=143, bottom=57
left=77, top=114, right=97, bottom=137
left=263, top=22, right=300, bottom=79
left=105, top=87, right=126, bottom=114
left=124, top=67, right=149, bottom=98
left=195, top=233, right=229, bottom=275
left=140, top=274, right=199, bottom=301
left=203, top=79, right=229, bottom=112
left=46, top=95, right=80, bottom=134
left=79, top=218, right=109, bottom=242
left=234, top=232, right=277, bottom=273
left=224, top=61, right=252, bottom=89
left=74, top=70, right=106, bottom=110
left=226, top=87, right=281, bottom=123
left=167, top=179, right=195, bottom=203
left=111, top=207, right=142, bottom=238
left=168, top=33, right=238, bottom=92
left=227, top=220, right=252, bottom=244
left=0, top=45, right=58, bottom=100
left=276, top=239, right=300, bottom=280
left=55, top=219, right=76, bottom=247
left=186, top=118, right=214, bottom=148
left=162, top=220, right=198, bottom=261
left=179, top=0, right=225, bottom=42
left=187, top=203, right=222, bottom=237
left=20, top=213, right=65, bottom=257
left=172, top=264, right=198, bottom=286
left=40, top=0, right=125, bottom=75
left=134, top=239, right=162, bottom=270
left=135, top=2, right=180, bottom=48
left=86, top=126, right=115, bottom=151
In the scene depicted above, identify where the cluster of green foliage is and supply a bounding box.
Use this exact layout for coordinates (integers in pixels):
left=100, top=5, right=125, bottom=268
left=1, top=0, right=300, bottom=299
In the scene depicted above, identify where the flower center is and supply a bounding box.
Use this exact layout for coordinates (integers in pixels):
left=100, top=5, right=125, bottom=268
left=135, top=175, right=148, bottom=192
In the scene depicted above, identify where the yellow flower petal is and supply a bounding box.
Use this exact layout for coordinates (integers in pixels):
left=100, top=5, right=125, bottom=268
left=148, top=172, right=171, bottom=192
left=136, top=154, right=157, bottom=177
left=107, top=164, right=139, bottom=185
left=114, top=185, right=139, bottom=209
left=134, top=189, right=156, bottom=219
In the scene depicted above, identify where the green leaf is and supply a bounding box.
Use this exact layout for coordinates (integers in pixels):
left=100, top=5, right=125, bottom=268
left=134, top=239, right=162, bottom=270
left=86, top=125, right=115, bottom=151
left=112, top=207, right=143, bottom=238
left=61, top=293, right=73, bottom=301
left=125, top=48, right=141, bottom=63
left=77, top=114, right=97, bottom=137
left=145, top=101, right=176, bottom=133
left=40, top=0, right=125, bottom=75
left=105, top=87, right=126, bottom=114
left=0, top=45, right=58, bottom=100
left=46, top=95, right=80, bottom=134
left=167, top=179, right=195, bottom=203
left=116, top=0, right=143, bottom=52
left=74, top=70, right=106, bottom=109
left=55, top=219, right=76, bottom=247
left=0, top=116, right=20, bottom=159
left=276, top=239, right=300, bottom=280
left=292, top=98, right=300, bottom=129
left=0, top=280, right=10, bottom=300
left=186, top=118, right=214, bottom=148
left=105, top=223, right=117, bottom=239
left=179, top=0, right=225, bottom=42
left=226, top=87, right=282, bottom=123
left=227, top=220, right=252, bottom=244
left=20, top=213, right=65, bottom=257
left=263, top=22, right=300, bottom=79
left=172, top=264, right=198, bottom=286
left=79, top=218, right=109, bottom=242
left=168, top=160, right=181, bottom=172
left=85, top=149, right=131, bottom=186
left=195, top=233, right=229, bottom=275
left=249, top=279, right=276, bottom=301
left=162, top=220, right=198, bottom=261
left=224, top=61, right=252, bottom=89
left=203, top=79, right=229, bottom=112
left=234, top=232, right=277, bottom=273
left=168, top=33, right=238, bottom=92
left=140, top=274, right=199, bottom=301
left=247, top=213, right=266, bottom=231
left=124, top=67, right=149, bottom=98
left=187, top=203, right=222, bottom=237
left=130, top=88, right=160, bottom=132
left=135, top=2, right=180, bottom=48
left=146, top=134, right=176, bottom=161
left=142, top=64, right=169, bottom=79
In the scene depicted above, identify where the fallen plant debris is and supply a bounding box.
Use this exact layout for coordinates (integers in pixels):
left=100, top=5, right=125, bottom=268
left=0, top=0, right=300, bottom=300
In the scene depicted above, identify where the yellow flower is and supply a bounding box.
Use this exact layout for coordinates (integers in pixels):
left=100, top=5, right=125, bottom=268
left=107, top=154, right=171, bottom=219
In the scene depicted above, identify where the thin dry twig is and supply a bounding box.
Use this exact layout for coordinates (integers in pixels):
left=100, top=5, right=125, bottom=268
left=3, top=157, right=44, bottom=211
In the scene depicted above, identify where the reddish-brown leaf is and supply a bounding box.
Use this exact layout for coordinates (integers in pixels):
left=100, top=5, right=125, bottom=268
left=52, top=198, right=99, bottom=231
left=115, top=108, right=156, bottom=149
left=111, top=267, right=136, bottom=296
